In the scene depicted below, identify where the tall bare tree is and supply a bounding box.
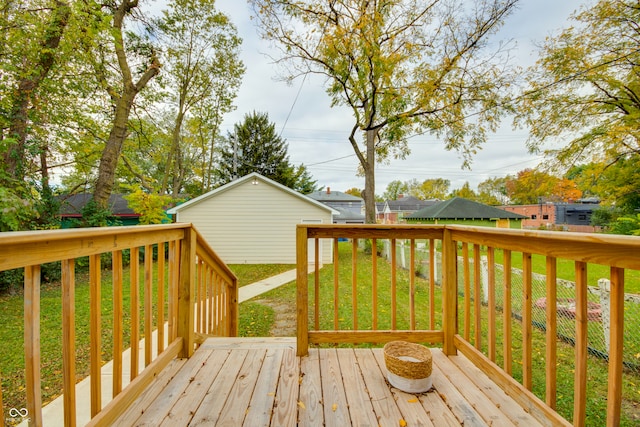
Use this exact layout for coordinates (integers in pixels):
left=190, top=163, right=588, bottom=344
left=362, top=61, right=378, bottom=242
left=251, top=0, right=518, bottom=222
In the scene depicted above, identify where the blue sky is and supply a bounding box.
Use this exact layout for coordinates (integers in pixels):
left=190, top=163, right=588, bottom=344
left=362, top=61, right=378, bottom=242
left=214, top=0, right=590, bottom=195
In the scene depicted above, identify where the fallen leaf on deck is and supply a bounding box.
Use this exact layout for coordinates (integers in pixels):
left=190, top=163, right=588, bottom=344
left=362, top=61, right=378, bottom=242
left=332, top=403, right=338, bottom=412
left=399, top=419, right=407, bottom=427
left=297, top=401, right=306, bottom=409
left=407, top=398, right=418, bottom=403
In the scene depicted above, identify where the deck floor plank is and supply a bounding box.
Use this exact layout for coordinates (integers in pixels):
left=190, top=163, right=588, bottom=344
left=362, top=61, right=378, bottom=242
left=188, top=348, right=249, bottom=425
left=159, top=349, right=231, bottom=427
left=216, top=348, right=267, bottom=425
left=111, top=338, right=558, bottom=427
left=270, top=345, right=299, bottom=427
left=432, top=349, right=517, bottom=426
left=336, top=349, right=380, bottom=426
left=448, top=353, right=544, bottom=426
left=297, top=348, right=323, bottom=427
left=113, top=357, right=187, bottom=426
left=130, top=348, right=212, bottom=426
left=244, top=346, right=285, bottom=426
left=319, top=348, right=351, bottom=427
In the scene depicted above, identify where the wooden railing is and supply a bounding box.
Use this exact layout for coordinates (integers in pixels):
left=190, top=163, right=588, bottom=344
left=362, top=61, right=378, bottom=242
left=296, top=224, right=640, bottom=427
left=0, top=223, right=237, bottom=426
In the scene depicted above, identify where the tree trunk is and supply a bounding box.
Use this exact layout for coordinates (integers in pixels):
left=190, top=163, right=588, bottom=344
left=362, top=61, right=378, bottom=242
left=363, top=129, right=377, bottom=224
left=93, top=90, right=135, bottom=209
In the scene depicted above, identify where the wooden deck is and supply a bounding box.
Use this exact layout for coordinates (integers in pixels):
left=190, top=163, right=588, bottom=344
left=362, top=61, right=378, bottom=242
left=113, top=337, right=543, bottom=426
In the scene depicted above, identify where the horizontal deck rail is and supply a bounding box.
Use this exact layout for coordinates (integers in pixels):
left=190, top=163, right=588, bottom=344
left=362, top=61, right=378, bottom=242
left=0, top=223, right=237, bottom=426
left=296, top=224, right=640, bottom=427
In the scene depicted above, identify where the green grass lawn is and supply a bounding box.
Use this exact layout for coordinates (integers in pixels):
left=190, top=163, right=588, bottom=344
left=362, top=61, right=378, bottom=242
left=245, top=242, right=640, bottom=426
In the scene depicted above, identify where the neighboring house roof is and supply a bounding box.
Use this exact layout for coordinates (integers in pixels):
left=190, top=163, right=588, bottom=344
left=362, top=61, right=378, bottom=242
left=332, top=207, right=366, bottom=222
left=167, top=172, right=338, bottom=215
left=385, top=196, right=438, bottom=212
left=307, top=188, right=364, bottom=203
left=58, top=193, right=138, bottom=217
left=407, top=197, right=528, bottom=220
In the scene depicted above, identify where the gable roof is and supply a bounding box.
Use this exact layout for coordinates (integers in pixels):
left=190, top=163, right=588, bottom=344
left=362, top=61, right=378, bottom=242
left=307, top=189, right=363, bottom=203
left=166, top=172, right=337, bottom=215
left=385, top=196, right=438, bottom=212
left=406, top=197, right=528, bottom=220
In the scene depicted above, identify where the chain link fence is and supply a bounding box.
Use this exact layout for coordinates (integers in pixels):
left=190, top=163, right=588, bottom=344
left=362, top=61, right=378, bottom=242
left=382, top=239, right=640, bottom=374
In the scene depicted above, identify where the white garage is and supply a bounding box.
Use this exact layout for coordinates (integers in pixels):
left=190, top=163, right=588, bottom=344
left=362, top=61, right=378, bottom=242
left=166, top=173, right=335, bottom=264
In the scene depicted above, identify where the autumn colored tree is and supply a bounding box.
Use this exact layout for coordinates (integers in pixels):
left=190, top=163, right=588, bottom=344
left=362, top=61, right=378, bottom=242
left=251, top=0, right=519, bottom=222
left=344, top=188, right=362, bottom=198
left=449, top=182, right=478, bottom=201
left=411, top=178, right=451, bottom=200
left=505, top=169, right=558, bottom=205
left=517, top=0, right=640, bottom=171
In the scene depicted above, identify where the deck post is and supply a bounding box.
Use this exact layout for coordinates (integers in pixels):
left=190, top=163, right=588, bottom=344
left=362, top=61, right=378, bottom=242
left=442, top=228, right=458, bottom=356
left=296, top=225, right=309, bottom=356
left=178, top=227, right=196, bottom=358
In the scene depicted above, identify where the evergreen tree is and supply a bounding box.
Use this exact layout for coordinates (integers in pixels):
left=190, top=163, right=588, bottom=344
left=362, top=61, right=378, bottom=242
left=215, top=111, right=317, bottom=193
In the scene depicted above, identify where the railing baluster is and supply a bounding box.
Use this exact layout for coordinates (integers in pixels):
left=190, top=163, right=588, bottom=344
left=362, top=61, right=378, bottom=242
left=144, top=245, right=153, bottom=366
left=522, top=252, right=533, bottom=390
left=372, top=238, right=378, bottom=331
left=503, top=249, right=512, bottom=375
left=113, top=250, right=123, bottom=396
left=607, top=267, right=625, bottom=426
left=333, top=237, right=339, bottom=330
left=462, top=242, right=471, bottom=341
left=62, top=259, right=76, bottom=427
left=89, top=254, right=101, bottom=417
left=25, top=264, right=42, bottom=426
left=207, top=268, right=214, bottom=335
left=573, top=261, right=588, bottom=426
left=352, top=238, right=358, bottom=330
left=473, top=244, right=481, bottom=350
left=168, top=241, right=176, bottom=342
left=314, top=238, right=320, bottom=331
left=130, top=247, right=140, bottom=380
left=487, top=247, right=496, bottom=362
left=410, top=239, right=416, bottom=330
left=157, top=242, right=165, bottom=353
left=391, top=238, right=397, bottom=329
left=429, top=239, right=435, bottom=329
left=545, top=256, right=557, bottom=408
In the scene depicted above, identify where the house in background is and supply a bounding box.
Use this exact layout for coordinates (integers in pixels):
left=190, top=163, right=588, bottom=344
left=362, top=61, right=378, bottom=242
left=377, top=195, right=439, bottom=224
left=307, top=188, right=365, bottom=224
left=500, top=198, right=602, bottom=232
left=167, top=173, right=336, bottom=264
left=58, top=193, right=140, bottom=228
left=406, top=197, right=527, bottom=228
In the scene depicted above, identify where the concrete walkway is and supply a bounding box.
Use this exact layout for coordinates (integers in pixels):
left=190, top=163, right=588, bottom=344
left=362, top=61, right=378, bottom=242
left=31, top=267, right=305, bottom=426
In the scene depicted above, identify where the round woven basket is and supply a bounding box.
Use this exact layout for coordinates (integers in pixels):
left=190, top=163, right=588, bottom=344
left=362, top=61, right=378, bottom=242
left=383, top=341, right=432, bottom=380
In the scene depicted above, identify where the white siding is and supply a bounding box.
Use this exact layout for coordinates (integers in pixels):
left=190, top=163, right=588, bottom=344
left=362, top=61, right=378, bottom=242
left=174, top=179, right=333, bottom=264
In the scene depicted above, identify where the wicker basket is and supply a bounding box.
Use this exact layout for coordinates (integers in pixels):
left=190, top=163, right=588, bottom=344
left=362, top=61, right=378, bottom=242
left=383, top=341, right=433, bottom=393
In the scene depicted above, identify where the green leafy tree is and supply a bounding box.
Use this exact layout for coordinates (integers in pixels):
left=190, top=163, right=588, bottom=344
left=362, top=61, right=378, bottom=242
left=251, top=0, right=519, bottom=222
left=609, top=214, right=640, bottom=236
left=215, top=112, right=318, bottom=193
left=449, top=182, right=478, bottom=200
left=477, top=176, right=508, bottom=205
left=382, top=180, right=408, bottom=201
left=157, top=0, right=244, bottom=197
left=517, top=0, right=640, bottom=172
left=124, top=186, right=173, bottom=224
left=412, top=178, right=451, bottom=200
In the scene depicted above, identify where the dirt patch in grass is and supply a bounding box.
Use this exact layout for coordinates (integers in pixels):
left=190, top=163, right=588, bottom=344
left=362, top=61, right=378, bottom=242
left=252, top=298, right=296, bottom=337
